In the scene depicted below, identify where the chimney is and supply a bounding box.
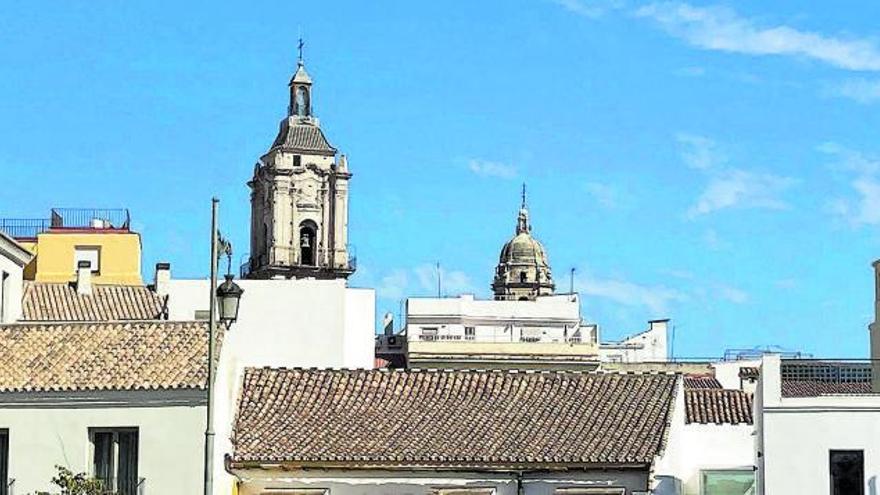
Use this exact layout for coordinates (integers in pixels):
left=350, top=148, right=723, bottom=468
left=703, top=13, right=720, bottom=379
left=154, top=262, right=171, bottom=296
left=76, top=260, right=92, bottom=295
left=871, top=260, right=880, bottom=393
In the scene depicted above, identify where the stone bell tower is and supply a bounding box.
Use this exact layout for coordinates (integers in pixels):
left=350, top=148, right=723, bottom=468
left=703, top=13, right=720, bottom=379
left=245, top=47, right=354, bottom=280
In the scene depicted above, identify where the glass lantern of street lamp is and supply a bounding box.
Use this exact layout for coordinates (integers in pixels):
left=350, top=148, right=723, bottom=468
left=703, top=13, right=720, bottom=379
left=216, top=274, right=244, bottom=323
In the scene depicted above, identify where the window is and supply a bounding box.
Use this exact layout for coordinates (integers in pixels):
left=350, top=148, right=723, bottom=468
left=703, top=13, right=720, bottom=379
left=465, top=326, right=476, bottom=341
left=91, top=428, right=139, bottom=495
left=74, top=246, right=100, bottom=274
left=555, top=488, right=626, bottom=495
left=701, top=469, right=755, bottom=495
left=830, top=450, right=864, bottom=495
left=421, top=327, right=438, bottom=341
left=433, top=488, right=495, bottom=495
left=519, top=271, right=527, bottom=283
left=0, top=429, right=7, bottom=495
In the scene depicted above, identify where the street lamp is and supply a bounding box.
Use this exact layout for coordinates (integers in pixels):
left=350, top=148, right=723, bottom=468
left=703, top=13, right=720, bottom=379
left=204, top=198, right=244, bottom=495
left=216, top=274, right=243, bottom=323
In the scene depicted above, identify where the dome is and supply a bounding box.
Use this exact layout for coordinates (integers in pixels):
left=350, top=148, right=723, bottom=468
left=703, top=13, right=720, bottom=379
left=500, top=232, right=550, bottom=267
left=492, top=194, right=555, bottom=301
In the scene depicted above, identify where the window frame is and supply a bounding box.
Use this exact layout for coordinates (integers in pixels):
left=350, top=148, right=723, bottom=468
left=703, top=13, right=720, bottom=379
left=89, top=427, right=139, bottom=494
left=0, top=429, right=8, bottom=495
left=73, top=245, right=101, bottom=275
left=699, top=468, right=756, bottom=495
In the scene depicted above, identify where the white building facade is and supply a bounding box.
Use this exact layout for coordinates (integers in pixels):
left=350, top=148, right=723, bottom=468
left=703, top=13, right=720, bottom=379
left=0, top=232, right=31, bottom=324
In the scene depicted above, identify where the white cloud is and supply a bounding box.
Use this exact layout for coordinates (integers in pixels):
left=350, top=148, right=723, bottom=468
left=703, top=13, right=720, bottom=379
left=576, top=273, right=685, bottom=315
left=467, top=159, right=518, bottom=179
left=635, top=3, right=880, bottom=71
left=715, top=284, right=749, bottom=304
left=413, top=264, right=476, bottom=296
left=551, top=0, right=624, bottom=18
left=584, top=182, right=621, bottom=209
left=819, top=142, right=880, bottom=226
left=831, top=79, right=880, bottom=104
left=687, top=168, right=795, bottom=217
left=702, top=228, right=726, bottom=250
left=674, top=66, right=706, bottom=77
left=676, top=133, right=725, bottom=170
left=377, top=269, right=409, bottom=301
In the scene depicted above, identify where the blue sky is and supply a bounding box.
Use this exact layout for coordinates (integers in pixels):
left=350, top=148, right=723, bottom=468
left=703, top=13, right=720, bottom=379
left=3, top=1, right=880, bottom=357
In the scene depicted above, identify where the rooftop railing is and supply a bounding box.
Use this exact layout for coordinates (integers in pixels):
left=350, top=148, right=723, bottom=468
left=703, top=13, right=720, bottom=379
left=0, top=218, right=50, bottom=239
left=50, top=208, right=130, bottom=230
left=781, top=359, right=873, bottom=382
left=0, top=208, right=131, bottom=239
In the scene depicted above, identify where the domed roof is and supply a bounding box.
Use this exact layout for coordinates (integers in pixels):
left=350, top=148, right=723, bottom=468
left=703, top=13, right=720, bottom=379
left=499, top=229, right=550, bottom=267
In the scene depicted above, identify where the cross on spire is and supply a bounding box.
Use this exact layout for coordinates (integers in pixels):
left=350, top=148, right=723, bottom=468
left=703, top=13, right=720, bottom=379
left=521, top=183, right=527, bottom=210
left=297, top=38, right=305, bottom=66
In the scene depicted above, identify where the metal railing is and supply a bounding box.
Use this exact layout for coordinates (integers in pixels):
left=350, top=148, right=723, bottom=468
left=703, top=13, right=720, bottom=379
left=781, top=359, right=873, bottom=383
left=240, top=250, right=357, bottom=277
left=95, top=476, right=144, bottom=495
left=0, top=218, right=50, bottom=239
left=415, top=333, right=590, bottom=344
left=50, top=208, right=130, bottom=230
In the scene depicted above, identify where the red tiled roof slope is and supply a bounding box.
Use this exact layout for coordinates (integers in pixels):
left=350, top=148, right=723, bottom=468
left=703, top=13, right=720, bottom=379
left=683, top=376, right=722, bottom=389
left=233, top=368, right=677, bottom=466
left=0, top=321, right=216, bottom=392
left=782, top=380, right=871, bottom=397
left=685, top=389, right=753, bottom=425
left=21, top=282, right=167, bottom=321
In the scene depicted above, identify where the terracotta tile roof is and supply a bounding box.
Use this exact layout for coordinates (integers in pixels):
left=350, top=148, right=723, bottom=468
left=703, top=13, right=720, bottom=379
left=685, top=389, right=753, bottom=425
left=232, top=368, right=677, bottom=467
left=738, top=366, right=759, bottom=380
left=21, top=282, right=167, bottom=321
left=0, top=321, right=216, bottom=392
left=781, top=380, right=871, bottom=397
left=683, top=375, right=722, bottom=389
left=270, top=122, right=336, bottom=155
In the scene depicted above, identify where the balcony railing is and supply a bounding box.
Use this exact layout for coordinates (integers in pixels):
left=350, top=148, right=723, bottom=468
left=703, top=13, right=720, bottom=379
left=416, top=333, right=590, bottom=345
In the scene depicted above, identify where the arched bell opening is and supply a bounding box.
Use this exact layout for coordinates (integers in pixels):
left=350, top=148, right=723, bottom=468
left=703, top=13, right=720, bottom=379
left=299, top=220, right=318, bottom=266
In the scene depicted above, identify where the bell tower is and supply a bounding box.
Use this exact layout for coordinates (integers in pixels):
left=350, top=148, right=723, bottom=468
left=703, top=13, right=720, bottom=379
left=245, top=43, right=354, bottom=280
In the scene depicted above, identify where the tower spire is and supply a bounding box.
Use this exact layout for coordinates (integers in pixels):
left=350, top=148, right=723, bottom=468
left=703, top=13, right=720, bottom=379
left=516, top=184, right=530, bottom=235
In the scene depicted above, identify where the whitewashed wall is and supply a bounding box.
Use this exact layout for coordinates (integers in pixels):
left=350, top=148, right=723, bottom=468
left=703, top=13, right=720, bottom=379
left=406, top=294, right=583, bottom=342
left=757, top=355, right=880, bottom=495
left=232, top=469, right=651, bottom=495
left=0, top=390, right=204, bottom=494
left=165, top=277, right=375, bottom=495
left=0, top=233, right=29, bottom=323
left=599, top=320, right=668, bottom=363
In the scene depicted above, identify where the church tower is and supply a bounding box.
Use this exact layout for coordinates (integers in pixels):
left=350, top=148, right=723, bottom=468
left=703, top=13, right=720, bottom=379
left=492, top=186, right=555, bottom=300
left=245, top=47, right=354, bottom=280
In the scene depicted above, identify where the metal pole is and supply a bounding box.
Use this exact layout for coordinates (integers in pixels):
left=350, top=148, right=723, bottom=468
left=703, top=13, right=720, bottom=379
left=204, top=198, right=219, bottom=495
left=570, top=267, right=575, bottom=295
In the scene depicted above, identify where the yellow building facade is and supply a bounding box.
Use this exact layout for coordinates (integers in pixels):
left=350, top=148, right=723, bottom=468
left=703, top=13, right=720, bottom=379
left=3, top=208, right=143, bottom=285
left=22, top=231, right=142, bottom=284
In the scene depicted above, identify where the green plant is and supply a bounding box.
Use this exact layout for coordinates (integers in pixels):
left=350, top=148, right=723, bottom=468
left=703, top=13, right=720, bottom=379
left=32, top=465, right=113, bottom=495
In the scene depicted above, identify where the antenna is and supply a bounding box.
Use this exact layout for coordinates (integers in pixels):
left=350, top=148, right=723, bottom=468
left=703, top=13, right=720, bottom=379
left=436, top=262, right=442, bottom=298
left=570, top=267, right=575, bottom=294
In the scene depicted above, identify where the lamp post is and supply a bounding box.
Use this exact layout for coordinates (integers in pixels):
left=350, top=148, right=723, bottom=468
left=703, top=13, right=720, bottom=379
left=204, top=198, right=244, bottom=495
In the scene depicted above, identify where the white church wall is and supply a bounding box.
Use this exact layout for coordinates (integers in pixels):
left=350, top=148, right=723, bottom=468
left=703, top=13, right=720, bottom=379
left=0, top=232, right=30, bottom=323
